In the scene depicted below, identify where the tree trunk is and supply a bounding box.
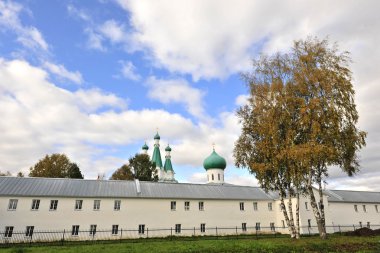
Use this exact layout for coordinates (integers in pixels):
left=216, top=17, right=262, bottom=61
left=295, top=191, right=300, bottom=239
left=287, top=193, right=297, bottom=238
left=279, top=190, right=296, bottom=238
left=307, top=171, right=325, bottom=239
left=318, top=177, right=327, bottom=239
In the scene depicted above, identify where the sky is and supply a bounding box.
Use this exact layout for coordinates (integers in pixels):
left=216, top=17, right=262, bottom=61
left=0, top=0, right=379, bottom=191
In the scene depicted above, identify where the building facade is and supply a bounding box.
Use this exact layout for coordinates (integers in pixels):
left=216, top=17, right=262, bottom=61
left=0, top=133, right=379, bottom=242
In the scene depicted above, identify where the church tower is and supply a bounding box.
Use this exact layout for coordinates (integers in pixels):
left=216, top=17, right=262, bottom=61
left=142, top=142, right=149, bottom=155
left=203, top=147, right=226, bottom=184
left=144, top=132, right=176, bottom=182
left=163, top=145, right=176, bottom=181
left=151, top=132, right=163, bottom=179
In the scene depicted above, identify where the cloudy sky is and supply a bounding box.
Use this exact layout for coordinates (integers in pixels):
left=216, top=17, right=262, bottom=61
left=0, top=0, right=379, bottom=190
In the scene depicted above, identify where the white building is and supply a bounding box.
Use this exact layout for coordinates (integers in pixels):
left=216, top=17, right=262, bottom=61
left=0, top=133, right=379, bottom=242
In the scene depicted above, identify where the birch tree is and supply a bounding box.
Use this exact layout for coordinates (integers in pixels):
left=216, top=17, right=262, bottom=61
left=234, top=37, right=366, bottom=239
left=234, top=53, right=301, bottom=238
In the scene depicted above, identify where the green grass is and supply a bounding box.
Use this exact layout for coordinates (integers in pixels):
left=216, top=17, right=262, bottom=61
left=1, top=235, right=380, bottom=253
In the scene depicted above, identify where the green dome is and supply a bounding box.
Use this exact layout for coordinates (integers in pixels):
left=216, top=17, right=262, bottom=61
left=203, top=150, right=226, bottom=170
left=165, top=145, right=172, bottom=152
left=142, top=143, right=149, bottom=150
left=154, top=132, right=160, bottom=140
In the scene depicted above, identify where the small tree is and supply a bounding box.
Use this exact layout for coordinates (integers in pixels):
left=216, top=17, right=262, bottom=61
left=29, top=154, right=84, bottom=179
left=110, top=154, right=158, bottom=181
left=110, top=164, right=134, bottom=180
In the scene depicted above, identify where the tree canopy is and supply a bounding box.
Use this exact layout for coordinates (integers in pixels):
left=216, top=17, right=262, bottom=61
left=29, top=153, right=84, bottom=179
left=110, top=153, right=158, bottom=181
left=110, top=164, right=134, bottom=180
left=234, top=37, right=366, bottom=239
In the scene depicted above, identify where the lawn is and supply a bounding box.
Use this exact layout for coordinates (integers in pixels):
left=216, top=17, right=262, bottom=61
left=1, top=235, right=380, bottom=253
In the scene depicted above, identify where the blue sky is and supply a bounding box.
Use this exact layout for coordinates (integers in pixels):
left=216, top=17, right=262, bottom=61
left=1, top=0, right=380, bottom=190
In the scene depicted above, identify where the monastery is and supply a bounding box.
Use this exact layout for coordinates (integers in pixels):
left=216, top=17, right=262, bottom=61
left=0, top=132, right=379, bottom=242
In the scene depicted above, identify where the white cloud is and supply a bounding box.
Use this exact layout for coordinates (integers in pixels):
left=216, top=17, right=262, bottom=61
left=67, top=4, right=90, bottom=22
left=0, top=58, right=197, bottom=178
left=145, top=76, right=207, bottom=121
left=43, top=62, right=84, bottom=85
left=235, top=94, right=249, bottom=107
left=0, top=0, right=49, bottom=52
left=98, top=19, right=128, bottom=44
left=119, top=60, right=141, bottom=81
left=85, top=28, right=106, bottom=51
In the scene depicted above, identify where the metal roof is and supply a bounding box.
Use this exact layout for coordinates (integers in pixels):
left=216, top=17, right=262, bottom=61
left=0, top=177, right=275, bottom=200
left=325, top=189, right=380, bottom=203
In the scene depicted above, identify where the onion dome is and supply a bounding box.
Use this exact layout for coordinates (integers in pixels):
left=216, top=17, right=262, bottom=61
left=154, top=132, right=160, bottom=140
left=142, top=143, right=149, bottom=150
left=203, top=150, right=227, bottom=170
left=165, top=145, right=172, bottom=152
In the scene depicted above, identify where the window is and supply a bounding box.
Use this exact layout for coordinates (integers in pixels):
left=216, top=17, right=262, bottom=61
left=268, top=202, right=273, bottom=211
left=255, top=223, right=260, bottom=231
left=75, top=200, right=83, bottom=210
left=199, top=201, right=204, bottom=211
left=114, top=200, right=121, bottom=211
left=31, top=199, right=40, bottom=210
left=270, top=222, right=275, bottom=231
left=253, top=202, right=258, bottom=211
left=354, top=205, right=358, bottom=212
left=171, top=201, right=176, bottom=211
left=93, top=200, right=101, bottom=210
left=4, top=226, right=14, bottom=238
left=138, top=224, right=145, bottom=234
left=359, top=221, right=362, bottom=228
left=112, top=225, right=119, bottom=235
left=25, top=226, right=34, bottom=237
left=308, top=219, right=311, bottom=228
left=184, top=201, right=190, bottom=211
left=281, top=220, right=285, bottom=228
left=90, top=225, right=97, bottom=236
left=240, top=202, right=245, bottom=211
left=200, top=223, right=206, bottom=233
left=363, top=205, right=367, bottom=212
left=212, top=174, right=214, bottom=181
left=376, top=205, right=379, bottom=213
left=242, top=223, right=247, bottom=232
left=218, top=174, right=220, bottom=180
left=72, top=225, right=79, bottom=236
left=8, top=199, right=18, bottom=210
left=50, top=200, right=58, bottom=211
left=175, top=224, right=181, bottom=234
left=305, top=202, right=309, bottom=210
left=367, top=222, right=370, bottom=228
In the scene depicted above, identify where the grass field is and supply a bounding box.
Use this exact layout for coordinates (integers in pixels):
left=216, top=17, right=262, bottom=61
left=1, top=235, right=380, bottom=253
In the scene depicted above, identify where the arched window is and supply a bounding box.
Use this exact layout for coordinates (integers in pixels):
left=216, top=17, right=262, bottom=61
left=212, top=174, right=214, bottom=181
left=218, top=174, right=220, bottom=180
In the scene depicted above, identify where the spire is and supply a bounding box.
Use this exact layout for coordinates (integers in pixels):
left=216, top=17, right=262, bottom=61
left=164, top=144, right=174, bottom=172
left=151, top=132, right=163, bottom=168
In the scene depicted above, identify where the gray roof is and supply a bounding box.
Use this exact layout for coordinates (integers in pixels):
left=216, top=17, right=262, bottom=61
left=325, top=189, right=380, bottom=203
left=0, top=177, right=275, bottom=200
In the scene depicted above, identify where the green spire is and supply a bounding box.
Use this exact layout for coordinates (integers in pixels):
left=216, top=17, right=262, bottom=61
left=164, top=144, right=173, bottom=171
left=164, top=157, right=174, bottom=171
left=154, top=132, right=160, bottom=140
left=152, top=145, right=163, bottom=168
